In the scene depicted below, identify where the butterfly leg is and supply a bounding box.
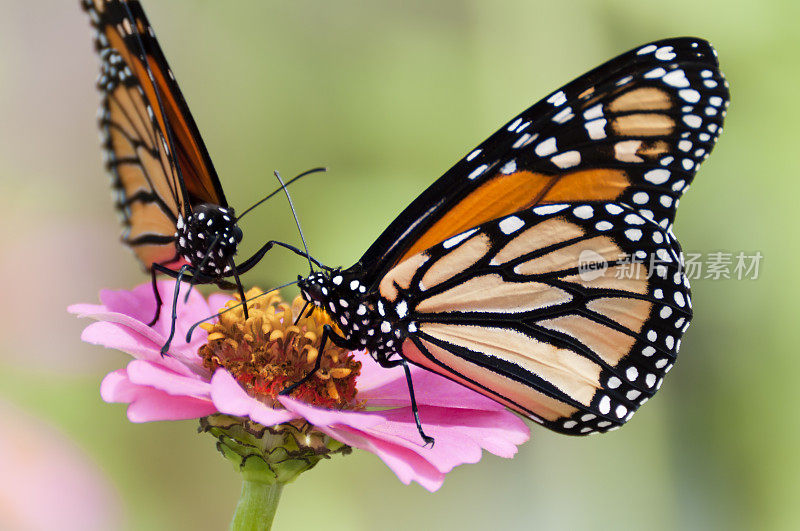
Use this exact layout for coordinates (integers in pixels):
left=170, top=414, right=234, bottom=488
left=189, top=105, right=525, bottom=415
left=279, top=324, right=356, bottom=396
left=228, top=259, right=250, bottom=320
left=149, top=262, right=194, bottom=326
left=380, top=357, right=435, bottom=448
left=160, top=264, right=194, bottom=356
left=146, top=267, right=163, bottom=327
left=236, top=240, right=328, bottom=274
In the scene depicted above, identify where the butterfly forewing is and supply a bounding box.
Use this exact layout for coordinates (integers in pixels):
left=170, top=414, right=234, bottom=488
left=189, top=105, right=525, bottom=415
left=360, top=38, right=728, bottom=284
left=83, top=0, right=225, bottom=270
left=384, top=202, right=690, bottom=434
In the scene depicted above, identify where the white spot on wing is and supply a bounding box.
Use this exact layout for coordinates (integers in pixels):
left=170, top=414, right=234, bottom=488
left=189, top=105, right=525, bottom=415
left=396, top=300, right=408, bottom=318
left=644, top=67, right=666, bottom=79
left=683, top=115, right=702, bottom=128
left=585, top=118, right=607, bottom=140
left=598, top=396, right=611, bottom=414
left=500, top=160, right=517, bottom=174
left=533, top=204, right=569, bottom=215
left=655, top=46, right=676, bottom=61
left=573, top=205, right=593, bottom=219
left=552, top=107, right=574, bottom=124
left=547, top=91, right=567, bottom=106
left=637, top=44, right=657, bottom=55
left=498, top=216, right=524, bottom=234
left=583, top=104, right=603, bottom=120
left=534, top=137, right=557, bottom=157
left=443, top=228, right=478, bottom=249
left=679, top=89, right=701, bottom=103
left=512, top=133, right=532, bottom=149
left=662, top=69, right=690, bottom=88
left=466, top=149, right=481, bottom=161
left=644, top=169, right=670, bottom=185
left=468, top=164, right=489, bottom=180
left=550, top=150, right=581, bottom=169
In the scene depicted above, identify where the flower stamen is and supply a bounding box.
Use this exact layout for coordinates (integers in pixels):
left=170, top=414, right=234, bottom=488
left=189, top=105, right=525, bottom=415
left=199, top=288, right=362, bottom=410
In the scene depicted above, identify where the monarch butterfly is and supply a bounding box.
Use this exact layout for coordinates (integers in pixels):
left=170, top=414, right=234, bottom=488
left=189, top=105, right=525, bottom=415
left=282, top=38, right=729, bottom=444
left=82, top=0, right=318, bottom=351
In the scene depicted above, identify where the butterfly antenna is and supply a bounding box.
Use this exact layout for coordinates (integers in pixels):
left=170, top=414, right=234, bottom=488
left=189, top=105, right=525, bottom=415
left=236, top=167, right=327, bottom=222
left=274, top=170, right=314, bottom=274
left=185, top=278, right=301, bottom=342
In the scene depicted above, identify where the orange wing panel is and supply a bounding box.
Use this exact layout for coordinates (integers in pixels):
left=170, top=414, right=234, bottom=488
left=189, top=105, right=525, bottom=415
left=397, top=168, right=629, bottom=263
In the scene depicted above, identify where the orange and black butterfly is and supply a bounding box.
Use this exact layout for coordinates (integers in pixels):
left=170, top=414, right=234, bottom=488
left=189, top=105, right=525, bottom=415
left=282, top=38, right=729, bottom=443
left=82, top=1, right=319, bottom=351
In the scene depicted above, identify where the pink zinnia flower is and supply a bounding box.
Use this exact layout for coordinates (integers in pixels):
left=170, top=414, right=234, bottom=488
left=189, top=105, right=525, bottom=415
left=69, top=280, right=529, bottom=491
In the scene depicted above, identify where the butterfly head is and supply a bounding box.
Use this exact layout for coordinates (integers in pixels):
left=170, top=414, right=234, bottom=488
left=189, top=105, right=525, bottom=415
left=175, top=204, right=243, bottom=277
left=298, top=270, right=336, bottom=309
left=299, top=268, right=370, bottom=316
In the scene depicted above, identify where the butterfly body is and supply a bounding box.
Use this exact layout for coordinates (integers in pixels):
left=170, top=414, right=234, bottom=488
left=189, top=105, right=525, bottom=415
left=289, top=37, right=729, bottom=439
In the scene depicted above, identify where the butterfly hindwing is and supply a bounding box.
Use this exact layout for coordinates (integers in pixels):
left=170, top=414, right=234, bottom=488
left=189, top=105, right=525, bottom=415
left=380, top=201, right=690, bottom=434
left=361, top=38, right=729, bottom=283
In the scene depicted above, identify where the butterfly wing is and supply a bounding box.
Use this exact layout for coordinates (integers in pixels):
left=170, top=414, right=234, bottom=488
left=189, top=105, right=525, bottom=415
left=83, top=0, right=226, bottom=269
left=363, top=37, right=729, bottom=434
left=379, top=202, right=690, bottom=434
left=359, top=37, right=728, bottom=285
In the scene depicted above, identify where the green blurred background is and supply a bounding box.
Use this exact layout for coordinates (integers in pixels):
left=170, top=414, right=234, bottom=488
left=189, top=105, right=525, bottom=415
left=0, top=1, right=795, bottom=529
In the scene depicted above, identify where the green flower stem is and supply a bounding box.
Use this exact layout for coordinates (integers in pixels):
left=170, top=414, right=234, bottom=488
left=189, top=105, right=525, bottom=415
left=201, top=415, right=352, bottom=530
left=230, top=477, right=284, bottom=531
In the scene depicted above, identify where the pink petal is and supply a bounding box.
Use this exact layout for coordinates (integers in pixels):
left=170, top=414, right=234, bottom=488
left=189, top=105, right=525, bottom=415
left=310, top=405, right=529, bottom=490
left=71, top=280, right=216, bottom=363
left=71, top=284, right=212, bottom=374
left=80, top=321, right=199, bottom=378
left=134, top=282, right=218, bottom=352
left=126, top=360, right=211, bottom=398
left=351, top=350, right=400, bottom=389
left=278, top=395, right=386, bottom=431
left=317, top=424, right=445, bottom=491
left=96, top=283, right=161, bottom=324
left=101, top=368, right=216, bottom=422
left=97, top=280, right=212, bottom=330
left=126, top=390, right=218, bottom=422
left=357, top=359, right=506, bottom=411
left=356, top=406, right=530, bottom=472
left=100, top=369, right=138, bottom=403
left=210, top=370, right=298, bottom=426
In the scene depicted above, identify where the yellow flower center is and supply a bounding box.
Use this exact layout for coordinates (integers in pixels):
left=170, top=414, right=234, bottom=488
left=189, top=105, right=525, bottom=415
left=199, top=288, right=362, bottom=410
